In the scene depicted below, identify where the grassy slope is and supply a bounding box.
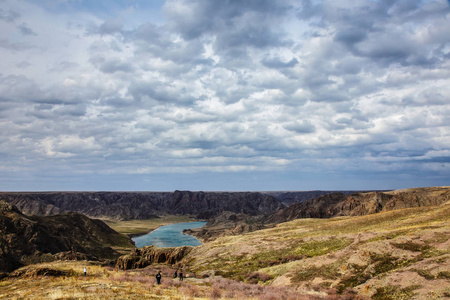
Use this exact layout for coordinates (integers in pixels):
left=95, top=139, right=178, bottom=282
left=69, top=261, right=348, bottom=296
left=186, top=202, right=450, bottom=299
left=0, top=261, right=318, bottom=299
left=1, top=203, right=449, bottom=299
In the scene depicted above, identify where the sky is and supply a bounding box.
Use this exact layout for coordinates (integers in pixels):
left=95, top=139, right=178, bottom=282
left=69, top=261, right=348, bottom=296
left=0, top=0, right=449, bottom=192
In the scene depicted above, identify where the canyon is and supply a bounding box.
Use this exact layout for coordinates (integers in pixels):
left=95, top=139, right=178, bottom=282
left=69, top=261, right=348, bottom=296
left=0, top=186, right=449, bottom=299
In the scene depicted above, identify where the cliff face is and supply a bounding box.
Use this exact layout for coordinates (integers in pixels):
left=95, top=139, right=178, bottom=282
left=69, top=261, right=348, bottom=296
left=186, top=211, right=268, bottom=242
left=115, top=245, right=192, bottom=270
left=1, top=187, right=447, bottom=226
left=0, top=201, right=133, bottom=273
left=263, top=190, right=359, bottom=206
left=170, top=191, right=284, bottom=217
left=0, top=191, right=284, bottom=220
left=267, top=187, right=450, bottom=224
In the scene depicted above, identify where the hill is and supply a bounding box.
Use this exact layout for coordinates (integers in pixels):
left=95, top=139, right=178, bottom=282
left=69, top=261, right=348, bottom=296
left=184, top=200, right=450, bottom=299
left=263, top=190, right=362, bottom=206
left=0, top=201, right=133, bottom=274
left=1, top=194, right=448, bottom=299
left=267, top=186, right=450, bottom=223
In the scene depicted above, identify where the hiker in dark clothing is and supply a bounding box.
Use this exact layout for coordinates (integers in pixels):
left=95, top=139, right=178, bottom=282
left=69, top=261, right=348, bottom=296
left=156, top=271, right=162, bottom=285
left=179, top=270, right=183, bottom=281
left=173, top=270, right=178, bottom=278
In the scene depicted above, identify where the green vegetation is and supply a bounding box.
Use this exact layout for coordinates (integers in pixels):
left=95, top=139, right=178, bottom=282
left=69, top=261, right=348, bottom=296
left=372, top=284, right=421, bottom=300
left=391, top=241, right=445, bottom=259
left=186, top=202, right=449, bottom=299
left=292, top=261, right=342, bottom=282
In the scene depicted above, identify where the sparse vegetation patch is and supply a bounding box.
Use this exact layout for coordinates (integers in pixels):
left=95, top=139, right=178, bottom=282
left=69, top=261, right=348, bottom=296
left=372, top=284, right=421, bottom=300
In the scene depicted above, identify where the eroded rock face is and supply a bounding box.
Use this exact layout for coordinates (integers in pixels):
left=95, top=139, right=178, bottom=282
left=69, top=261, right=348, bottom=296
left=186, top=211, right=268, bottom=242
left=115, top=246, right=193, bottom=270
left=0, top=191, right=285, bottom=220
left=0, top=201, right=133, bottom=273
left=9, top=267, right=70, bottom=278
left=267, top=187, right=450, bottom=223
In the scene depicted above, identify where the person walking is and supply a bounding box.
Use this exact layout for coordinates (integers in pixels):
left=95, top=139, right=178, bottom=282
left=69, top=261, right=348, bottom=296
left=178, top=270, right=183, bottom=281
left=84, top=266, right=87, bottom=276
left=156, top=271, right=162, bottom=285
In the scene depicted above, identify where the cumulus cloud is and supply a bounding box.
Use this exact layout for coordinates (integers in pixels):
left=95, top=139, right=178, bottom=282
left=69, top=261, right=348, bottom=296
left=0, top=0, right=449, bottom=191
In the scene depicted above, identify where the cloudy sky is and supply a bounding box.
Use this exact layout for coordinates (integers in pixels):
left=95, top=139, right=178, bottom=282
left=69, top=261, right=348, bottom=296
left=1, top=0, right=449, bottom=191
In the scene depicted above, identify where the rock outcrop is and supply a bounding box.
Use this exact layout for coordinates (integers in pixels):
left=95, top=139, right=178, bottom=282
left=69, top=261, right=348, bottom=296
left=115, top=245, right=192, bottom=270
left=186, top=211, right=268, bottom=242
left=267, top=187, right=450, bottom=223
left=0, top=201, right=133, bottom=273
left=0, top=191, right=284, bottom=220
left=263, top=190, right=360, bottom=206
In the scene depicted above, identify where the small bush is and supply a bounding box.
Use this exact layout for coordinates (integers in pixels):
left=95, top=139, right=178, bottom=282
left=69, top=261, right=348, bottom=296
left=245, top=272, right=273, bottom=283
left=179, top=283, right=200, bottom=297
left=372, top=284, right=420, bottom=300
left=209, top=285, right=222, bottom=299
left=416, top=269, right=435, bottom=280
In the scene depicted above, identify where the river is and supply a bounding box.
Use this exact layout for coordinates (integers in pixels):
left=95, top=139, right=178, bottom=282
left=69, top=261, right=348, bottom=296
left=132, top=221, right=207, bottom=248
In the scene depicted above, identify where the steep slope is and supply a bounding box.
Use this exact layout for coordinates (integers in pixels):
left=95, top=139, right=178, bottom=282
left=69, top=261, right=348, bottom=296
left=185, top=211, right=268, bottom=242
left=267, top=186, right=450, bottom=223
left=0, top=191, right=284, bottom=220
left=264, top=190, right=360, bottom=205
left=0, top=201, right=133, bottom=273
left=169, top=191, right=284, bottom=218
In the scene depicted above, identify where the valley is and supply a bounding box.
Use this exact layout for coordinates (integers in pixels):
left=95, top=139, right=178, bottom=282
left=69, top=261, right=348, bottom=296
left=0, top=187, right=449, bottom=299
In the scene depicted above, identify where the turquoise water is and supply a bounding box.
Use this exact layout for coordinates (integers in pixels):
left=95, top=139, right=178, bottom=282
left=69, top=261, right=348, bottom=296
left=132, top=221, right=207, bottom=248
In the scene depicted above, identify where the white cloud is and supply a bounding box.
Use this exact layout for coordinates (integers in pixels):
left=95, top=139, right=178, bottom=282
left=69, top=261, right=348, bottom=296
left=0, top=0, right=449, bottom=191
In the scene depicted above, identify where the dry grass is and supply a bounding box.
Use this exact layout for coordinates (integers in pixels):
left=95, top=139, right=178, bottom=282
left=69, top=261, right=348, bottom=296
left=2, top=201, right=449, bottom=299
left=0, top=261, right=320, bottom=299
left=186, top=203, right=450, bottom=298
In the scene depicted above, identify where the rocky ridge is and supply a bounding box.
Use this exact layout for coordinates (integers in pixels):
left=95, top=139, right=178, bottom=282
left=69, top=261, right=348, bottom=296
left=0, top=191, right=284, bottom=220
left=0, top=201, right=133, bottom=273
left=115, top=245, right=192, bottom=270
left=267, top=187, right=450, bottom=224
left=185, top=211, right=268, bottom=242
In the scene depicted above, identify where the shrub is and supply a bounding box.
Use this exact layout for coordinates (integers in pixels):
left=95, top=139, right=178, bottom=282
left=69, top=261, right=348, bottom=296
left=245, top=271, right=273, bottom=283
left=437, top=271, right=450, bottom=279
left=209, top=285, right=222, bottom=299
left=179, top=284, right=200, bottom=297
left=372, top=284, right=420, bottom=300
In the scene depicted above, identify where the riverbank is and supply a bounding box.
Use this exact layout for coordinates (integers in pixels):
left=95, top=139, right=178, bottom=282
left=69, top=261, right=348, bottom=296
left=103, top=215, right=198, bottom=238
left=132, top=221, right=207, bottom=248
